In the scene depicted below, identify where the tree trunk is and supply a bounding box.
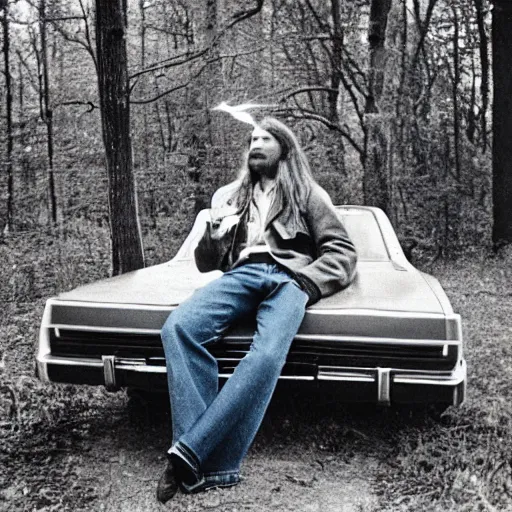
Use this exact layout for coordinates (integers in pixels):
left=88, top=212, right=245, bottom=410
left=189, top=0, right=220, bottom=214
left=396, top=0, right=408, bottom=120
left=466, top=56, right=477, bottom=144
left=451, top=5, right=461, bottom=182
left=366, top=0, right=392, bottom=114
left=474, top=0, right=489, bottom=152
left=95, top=0, right=145, bottom=274
left=39, top=0, right=57, bottom=225
left=329, top=0, right=343, bottom=123
left=363, top=0, right=392, bottom=214
left=2, top=1, right=13, bottom=232
left=363, top=116, right=390, bottom=213
left=138, top=0, right=149, bottom=169
left=330, top=0, right=346, bottom=176
left=492, top=0, right=512, bottom=248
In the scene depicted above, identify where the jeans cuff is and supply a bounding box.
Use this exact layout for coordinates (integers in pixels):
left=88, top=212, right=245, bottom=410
left=168, top=441, right=201, bottom=476
left=180, top=470, right=241, bottom=494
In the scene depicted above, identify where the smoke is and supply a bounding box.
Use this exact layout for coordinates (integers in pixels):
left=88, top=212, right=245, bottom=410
left=211, top=102, right=275, bottom=126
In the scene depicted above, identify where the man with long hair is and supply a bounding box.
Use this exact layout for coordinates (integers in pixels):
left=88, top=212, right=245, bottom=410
left=157, top=117, right=357, bottom=503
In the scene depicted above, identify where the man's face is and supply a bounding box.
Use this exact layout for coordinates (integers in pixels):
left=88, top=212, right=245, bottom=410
left=248, top=127, right=283, bottom=178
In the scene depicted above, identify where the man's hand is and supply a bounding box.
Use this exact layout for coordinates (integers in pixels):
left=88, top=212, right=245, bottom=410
left=209, top=214, right=240, bottom=239
left=209, top=206, right=240, bottom=239
left=195, top=209, right=240, bottom=272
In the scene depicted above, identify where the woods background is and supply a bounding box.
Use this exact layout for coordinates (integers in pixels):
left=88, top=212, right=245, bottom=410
left=1, top=0, right=507, bottom=283
left=3, top=2, right=512, bottom=511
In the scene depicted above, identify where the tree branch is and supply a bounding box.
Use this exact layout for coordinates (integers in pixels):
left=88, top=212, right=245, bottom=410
left=143, top=23, right=190, bottom=38
left=129, top=0, right=265, bottom=80
left=231, top=0, right=264, bottom=24
left=338, top=65, right=365, bottom=125
left=303, top=0, right=332, bottom=34
left=43, top=0, right=97, bottom=71
left=274, top=107, right=364, bottom=155
left=45, top=16, right=84, bottom=21
left=130, top=47, right=207, bottom=80
left=56, top=100, right=98, bottom=112
left=411, top=0, right=440, bottom=69
left=131, top=43, right=268, bottom=103
left=130, top=81, right=190, bottom=105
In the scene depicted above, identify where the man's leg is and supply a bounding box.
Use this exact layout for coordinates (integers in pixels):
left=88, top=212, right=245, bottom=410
left=158, top=265, right=271, bottom=503
left=160, top=265, right=268, bottom=444
left=177, top=268, right=308, bottom=491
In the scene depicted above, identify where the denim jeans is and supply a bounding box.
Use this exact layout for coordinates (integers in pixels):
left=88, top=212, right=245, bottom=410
left=160, top=263, right=308, bottom=489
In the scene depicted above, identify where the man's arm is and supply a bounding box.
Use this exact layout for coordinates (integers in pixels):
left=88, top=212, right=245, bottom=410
left=194, top=216, right=238, bottom=272
left=194, top=181, right=241, bottom=273
left=294, top=185, right=357, bottom=304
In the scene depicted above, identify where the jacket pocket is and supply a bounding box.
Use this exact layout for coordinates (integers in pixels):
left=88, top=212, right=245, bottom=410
left=272, top=219, right=309, bottom=240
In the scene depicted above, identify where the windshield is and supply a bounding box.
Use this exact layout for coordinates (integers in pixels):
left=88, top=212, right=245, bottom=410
left=337, top=208, right=389, bottom=261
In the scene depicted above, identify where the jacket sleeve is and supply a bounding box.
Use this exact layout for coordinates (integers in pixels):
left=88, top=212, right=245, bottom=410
left=194, top=221, right=237, bottom=273
left=294, top=185, right=357, bottom=303
left=194, top=182, right=240, bottom=273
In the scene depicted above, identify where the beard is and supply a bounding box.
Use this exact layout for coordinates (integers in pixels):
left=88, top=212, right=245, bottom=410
left=248, top=153, right=279, bottom=179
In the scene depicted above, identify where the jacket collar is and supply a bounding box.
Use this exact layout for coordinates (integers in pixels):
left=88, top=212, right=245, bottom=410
left=265, top=185, right=285, bottom=229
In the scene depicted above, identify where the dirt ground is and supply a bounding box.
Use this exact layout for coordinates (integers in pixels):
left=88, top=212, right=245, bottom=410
left=5, top=255, right=512, bottom=511
left=2, top=375, right=394, bottom=512
left=0, top=303, right=442, bottom=512
left=80, top=389, right=382, bottom=512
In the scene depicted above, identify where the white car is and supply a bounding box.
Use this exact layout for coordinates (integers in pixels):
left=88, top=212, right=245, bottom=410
left=36, top=206, right=466, bottom=408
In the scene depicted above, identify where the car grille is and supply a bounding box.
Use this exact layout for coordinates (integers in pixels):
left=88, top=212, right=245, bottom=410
left=49, top=328, right=458, bottom=372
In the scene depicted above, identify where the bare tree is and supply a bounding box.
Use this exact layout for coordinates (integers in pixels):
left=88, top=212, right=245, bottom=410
left=1, top=0, right=13, bottom=232
left=449, top=4, right=461, bottom=181
left=329, top=0, right=343, bottom=123
left=39, top=0, right=58, bottom=224
left=48, top=0, right=97, bottom=72
left=491, top=0, right=512, bottom=248
left=95, top=0, right=145, bottom=274
left=138, top=0, right=150, bottom=169
left=473, top=0, right=489, bottom=152
left=362, top=0, right=392, bottom=214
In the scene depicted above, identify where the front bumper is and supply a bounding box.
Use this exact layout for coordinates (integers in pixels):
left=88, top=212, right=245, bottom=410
left=36, top=299, right=466, bottom=407
left=36, top=353, right=467, bottom=407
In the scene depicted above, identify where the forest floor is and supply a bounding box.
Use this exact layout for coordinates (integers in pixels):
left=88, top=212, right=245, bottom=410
left=1, top=227, right=512, bottom=511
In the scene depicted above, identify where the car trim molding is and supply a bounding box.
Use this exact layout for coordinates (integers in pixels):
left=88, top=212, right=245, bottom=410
left=102, top=355, right=118, bottom=391
left=37, top=354, right=467, bottom=406
left=377, top=368, right=391, bottom=405
left=46, top=299, right=453, bottom=321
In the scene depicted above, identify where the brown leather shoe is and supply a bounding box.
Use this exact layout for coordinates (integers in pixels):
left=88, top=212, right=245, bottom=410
left=156, top=461, right=179, bottom=504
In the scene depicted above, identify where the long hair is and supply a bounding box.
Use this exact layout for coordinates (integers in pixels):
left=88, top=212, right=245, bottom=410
left=231, top=117, right=317, bottom=223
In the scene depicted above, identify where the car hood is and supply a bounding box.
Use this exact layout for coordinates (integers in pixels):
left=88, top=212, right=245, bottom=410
left=56, top=259, right=445, bottom=315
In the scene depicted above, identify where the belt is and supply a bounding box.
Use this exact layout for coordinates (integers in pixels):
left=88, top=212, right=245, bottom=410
left=244, top=252, right=276, bottom=265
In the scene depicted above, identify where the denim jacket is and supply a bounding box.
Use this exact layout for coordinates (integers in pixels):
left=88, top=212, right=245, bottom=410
left=194, top=180, right=358, bottom=303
